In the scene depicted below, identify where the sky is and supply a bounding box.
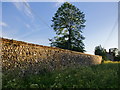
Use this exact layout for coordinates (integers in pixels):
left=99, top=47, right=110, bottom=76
left=1, top=1, right=118, bottom=55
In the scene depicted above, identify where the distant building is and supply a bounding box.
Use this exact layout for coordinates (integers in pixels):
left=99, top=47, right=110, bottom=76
left=106, top=48, right=118, bottom=61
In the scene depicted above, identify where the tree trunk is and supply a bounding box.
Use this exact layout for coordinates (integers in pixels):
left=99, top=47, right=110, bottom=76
left=68, top=28, right=71, bottom=50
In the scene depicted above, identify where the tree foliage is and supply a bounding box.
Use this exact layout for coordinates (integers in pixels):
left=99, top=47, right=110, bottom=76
left=49, top=2, right=86, bottom=52
left=94, top=45, right=107, bottom=60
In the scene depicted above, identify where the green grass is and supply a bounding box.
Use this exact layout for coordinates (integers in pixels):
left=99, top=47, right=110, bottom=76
left=2, top=61, right=120, bottom=88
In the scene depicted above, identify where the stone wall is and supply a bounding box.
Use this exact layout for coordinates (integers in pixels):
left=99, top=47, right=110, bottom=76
left=1, top=38, right=102, bottom=74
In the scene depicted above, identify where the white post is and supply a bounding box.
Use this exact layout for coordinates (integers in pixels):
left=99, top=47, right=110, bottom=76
left=118, top=1, right=120, bottom=51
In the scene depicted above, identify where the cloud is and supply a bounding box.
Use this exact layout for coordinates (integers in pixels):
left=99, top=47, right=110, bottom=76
left=12, top=0, right=34, bottom=20
left=55, top=0, right=66, bottom=7
left=0, top=22, right=8, bottom=27
left=56, top=0, right=66, bottom=2
left=25, top=23, right=31, bottom=29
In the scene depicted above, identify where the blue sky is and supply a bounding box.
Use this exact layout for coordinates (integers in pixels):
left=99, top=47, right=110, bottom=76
left=1, top=1, right=118, bottom=55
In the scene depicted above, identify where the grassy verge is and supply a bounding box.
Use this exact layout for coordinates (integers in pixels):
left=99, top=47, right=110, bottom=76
left=2, top=61, right=120, bottom=88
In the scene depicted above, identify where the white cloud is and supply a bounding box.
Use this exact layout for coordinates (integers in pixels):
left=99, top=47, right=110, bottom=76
left=2, top=0, right=120, bottom=2
left=56, top=0, right=66, bottom=2
left=55, top=0, right=66, bottom=7
left=25, top=24, right=31, bottom=29
left=12, top=0, right=34, bottom=20
left=0, top=22, right=8, bottom=27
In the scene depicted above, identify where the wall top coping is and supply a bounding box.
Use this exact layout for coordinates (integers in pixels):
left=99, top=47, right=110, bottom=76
left=1, top=37, right=101, bottom=57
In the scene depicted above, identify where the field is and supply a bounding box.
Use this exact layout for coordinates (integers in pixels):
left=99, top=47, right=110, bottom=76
left=2, top=61, right=120, bottom=88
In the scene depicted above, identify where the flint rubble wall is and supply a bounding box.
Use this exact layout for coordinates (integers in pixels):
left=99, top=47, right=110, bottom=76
left=1, top=38, right=102, bottom=73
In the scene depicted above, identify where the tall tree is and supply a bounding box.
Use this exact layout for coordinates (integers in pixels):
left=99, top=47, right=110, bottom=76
left=49, top=2, right=86, bottom=52
left=94, top=45, right=107, bottom=60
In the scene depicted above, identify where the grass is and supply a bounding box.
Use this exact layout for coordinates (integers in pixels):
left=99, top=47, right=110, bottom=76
left=103, top=60, right=120, bottom=64
left=2, top=61, right=120, bottom=88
